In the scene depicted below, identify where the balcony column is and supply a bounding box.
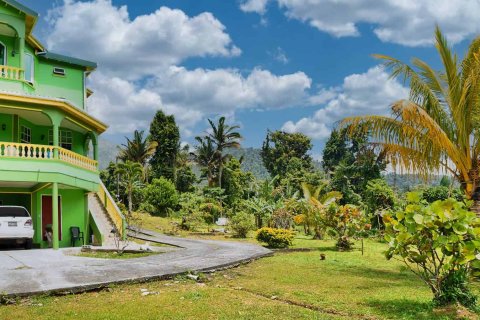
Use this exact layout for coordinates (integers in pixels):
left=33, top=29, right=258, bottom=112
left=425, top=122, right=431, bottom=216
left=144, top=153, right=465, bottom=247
left=53, top=122, right=59, bottom=159
left=18, top=36, right=24, bottom=70
left=52, top=182, right=59, bottom=250
left=91, top=132, right=99, bottom=161
left=43, top=110, right=64, bottom=159
left=84, top=192, right=89, bottom=245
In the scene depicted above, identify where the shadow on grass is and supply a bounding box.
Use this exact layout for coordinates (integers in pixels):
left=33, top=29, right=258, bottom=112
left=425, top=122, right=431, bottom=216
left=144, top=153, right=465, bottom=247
left=366, top=299, right=440, bottom=320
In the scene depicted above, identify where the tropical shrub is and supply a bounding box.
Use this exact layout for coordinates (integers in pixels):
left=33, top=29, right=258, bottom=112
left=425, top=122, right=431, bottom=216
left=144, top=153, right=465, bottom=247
left=293, top=214, right=306, bottom=226
left=325, top=204, right=369, bottom=251
left=256, top=227, right=295, bottom=248
left=383, top=198, right=480, bottom=308
left=199, top=202, right=223, bottom=225
left=229, top=211, right=255, bottom=238
left=270, top=208, right=294, bottom=229
left=364, top=179, right=396, bottom=229
left=421, top=185, right=463, bottom=203
left=142, top=178, right=179, bottom=216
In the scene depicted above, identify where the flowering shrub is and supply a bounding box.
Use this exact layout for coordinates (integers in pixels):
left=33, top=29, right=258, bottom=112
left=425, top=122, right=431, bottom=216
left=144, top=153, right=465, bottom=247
left=256, top=227, right=295, bottom=248
left=293, top=214, right=306, bottom=225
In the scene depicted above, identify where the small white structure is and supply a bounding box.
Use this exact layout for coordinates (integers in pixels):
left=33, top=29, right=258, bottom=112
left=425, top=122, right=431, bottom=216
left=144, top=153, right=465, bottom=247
left=216, top=217, right=229, bottom=226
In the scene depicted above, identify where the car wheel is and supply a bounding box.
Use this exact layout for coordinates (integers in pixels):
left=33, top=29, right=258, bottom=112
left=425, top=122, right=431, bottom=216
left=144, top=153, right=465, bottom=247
left=24, top=239, right=33, bottom=250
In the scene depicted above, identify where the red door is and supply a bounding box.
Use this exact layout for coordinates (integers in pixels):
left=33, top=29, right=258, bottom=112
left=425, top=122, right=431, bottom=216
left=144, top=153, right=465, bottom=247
left=42, top=196, right=62, bottom=241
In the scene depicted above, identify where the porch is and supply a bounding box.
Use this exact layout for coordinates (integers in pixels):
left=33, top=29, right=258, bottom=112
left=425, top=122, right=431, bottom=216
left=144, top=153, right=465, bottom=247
left=0, top=182, right=90, bottom=249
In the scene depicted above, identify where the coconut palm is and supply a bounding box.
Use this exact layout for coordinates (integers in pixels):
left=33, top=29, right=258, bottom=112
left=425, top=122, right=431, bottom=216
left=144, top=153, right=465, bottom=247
left=115, top=161, right=143, bottom=220
left=341, top=27, right=480, bottom=207
left=207, top=117, right=242, bottom=188
left=191, top=136, right=217, bottom=187
left=118, top=130, right=157, bottom=166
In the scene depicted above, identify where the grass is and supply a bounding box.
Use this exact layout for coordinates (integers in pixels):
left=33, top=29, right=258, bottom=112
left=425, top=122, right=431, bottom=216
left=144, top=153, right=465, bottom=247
left=75, top=251, right=159, bottom=259
left=1, top=238, right=478, bottom=319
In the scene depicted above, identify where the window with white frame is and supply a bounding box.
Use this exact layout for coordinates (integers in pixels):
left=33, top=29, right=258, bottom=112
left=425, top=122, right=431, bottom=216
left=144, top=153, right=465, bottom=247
left=24, top=53, right=34, bottom=83
left=21, top=126, right=31, bottom=143
left=49, top=129, right=73, bottom=150
left=60, top=130, right=73, bottom=150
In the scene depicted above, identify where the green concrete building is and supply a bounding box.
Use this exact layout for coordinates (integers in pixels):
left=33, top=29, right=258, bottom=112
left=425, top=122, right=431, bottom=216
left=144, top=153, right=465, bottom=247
left=0, top=0, right=124, bottom=249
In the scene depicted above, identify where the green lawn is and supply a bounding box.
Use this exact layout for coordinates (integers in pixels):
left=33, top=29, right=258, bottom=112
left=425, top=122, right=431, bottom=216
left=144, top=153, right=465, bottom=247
left=1, top=238, right=478, bottom=319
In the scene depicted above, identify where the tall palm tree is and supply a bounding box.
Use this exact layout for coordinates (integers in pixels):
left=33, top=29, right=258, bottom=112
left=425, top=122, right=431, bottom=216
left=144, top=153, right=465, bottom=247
left=118, top=130, right=157, bottom=166
left=341, top=27, right=480, bottom=208
left=191, top=136, right=217, bottom=187
left=207, top=116, right=242, bottom=188
left=115, top=161, right=143, bottom=220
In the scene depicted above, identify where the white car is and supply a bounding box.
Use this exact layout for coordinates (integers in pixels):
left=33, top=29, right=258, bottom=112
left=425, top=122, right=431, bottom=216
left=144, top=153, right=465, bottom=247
left=0, top=206, right=34, bottom=249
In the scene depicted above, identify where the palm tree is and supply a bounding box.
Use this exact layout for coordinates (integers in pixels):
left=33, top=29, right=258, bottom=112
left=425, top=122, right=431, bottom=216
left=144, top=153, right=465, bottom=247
left=118, top=130, right=157, bottom=166
left=341, top=27, right=480, bottom=209
left=191, top=136, right=217, bottom=187
left=115, top=161, right=143, bottom=220
left=301, top=182, right=342, bottom=239
left=207, top=116, right=242, bottom=188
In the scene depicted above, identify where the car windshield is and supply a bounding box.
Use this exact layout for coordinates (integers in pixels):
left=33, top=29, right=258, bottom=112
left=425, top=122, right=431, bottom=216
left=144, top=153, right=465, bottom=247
left=0, top=207, right=30, bottom=218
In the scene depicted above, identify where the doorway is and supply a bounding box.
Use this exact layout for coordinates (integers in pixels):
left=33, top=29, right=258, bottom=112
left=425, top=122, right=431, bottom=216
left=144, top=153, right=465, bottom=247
left=41, top=195, right=62, bottom=241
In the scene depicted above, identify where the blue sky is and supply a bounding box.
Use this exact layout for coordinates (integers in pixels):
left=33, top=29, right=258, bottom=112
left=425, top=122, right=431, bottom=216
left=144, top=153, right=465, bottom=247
left=22, top=0, right=474, bottom=157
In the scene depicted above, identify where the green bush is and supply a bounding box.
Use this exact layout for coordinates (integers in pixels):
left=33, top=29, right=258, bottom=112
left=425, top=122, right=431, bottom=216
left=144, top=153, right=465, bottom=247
left=383, top=197, right=480, bottom=309
left=142, top=178, right=179, bottom=216
left=256, top=227, right=294, bottom=248
left=421, top=185, right=463, bottom=203
left=229, top=211, right=255, bottom=238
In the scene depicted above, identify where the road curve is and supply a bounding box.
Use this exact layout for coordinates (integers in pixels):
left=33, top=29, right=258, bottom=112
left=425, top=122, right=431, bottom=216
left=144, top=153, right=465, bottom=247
left=0, top=229, right=272, bottom=296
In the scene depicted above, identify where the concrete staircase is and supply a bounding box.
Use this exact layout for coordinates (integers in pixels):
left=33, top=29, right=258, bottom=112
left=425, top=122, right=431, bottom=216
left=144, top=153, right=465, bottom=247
left=88, top=193, right=117, bottom=247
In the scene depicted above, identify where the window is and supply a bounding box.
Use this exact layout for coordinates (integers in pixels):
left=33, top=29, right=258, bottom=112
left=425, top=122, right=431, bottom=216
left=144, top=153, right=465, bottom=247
left=0, top=42, right=5, bottom=65
left=60, top=130, right=73, bottom=150
left=24, top=53, right=34, bottom=83
left=49, top=129, right=73, bottom=150
left=21, top=126, right=31, bottom=143
left=53, top=67, right=65, bottom=76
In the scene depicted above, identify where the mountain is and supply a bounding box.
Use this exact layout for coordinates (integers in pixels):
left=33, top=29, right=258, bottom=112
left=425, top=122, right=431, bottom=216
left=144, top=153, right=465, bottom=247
left=228, top=147, right=270, bottom=180
left=383, top=173, right=456, bottom=192
left=98, top=139, right=120, bottom=169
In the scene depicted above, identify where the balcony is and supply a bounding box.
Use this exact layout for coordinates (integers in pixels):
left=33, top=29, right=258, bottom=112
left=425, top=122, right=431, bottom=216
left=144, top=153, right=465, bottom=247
left=0, top=141, right=98, bottom=172
left=0, top=65, right=24, bottom=82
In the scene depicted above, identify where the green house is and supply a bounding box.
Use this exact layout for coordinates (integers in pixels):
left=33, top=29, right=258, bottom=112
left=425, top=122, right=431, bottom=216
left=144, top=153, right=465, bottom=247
left=0, top=0, right=124, bottom=249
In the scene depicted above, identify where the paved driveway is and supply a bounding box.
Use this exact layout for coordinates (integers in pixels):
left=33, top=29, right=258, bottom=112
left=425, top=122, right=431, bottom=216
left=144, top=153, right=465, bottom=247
left=0, top=229, right=271, bottom=296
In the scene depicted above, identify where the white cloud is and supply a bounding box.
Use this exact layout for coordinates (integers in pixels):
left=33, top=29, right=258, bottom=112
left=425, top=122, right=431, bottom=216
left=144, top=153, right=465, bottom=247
left=270, top=47, right=289, bottom=64
left=241, top=0, right=480, bottom=46
left=47, top=0, right=240, bottom=79
left=240, top=0, right=270, bottom=14
left=282, top=66, right=409, bottom=140
left=89, top=67, right=312, bottom=135
left=45, top=1, right=313, bottom=138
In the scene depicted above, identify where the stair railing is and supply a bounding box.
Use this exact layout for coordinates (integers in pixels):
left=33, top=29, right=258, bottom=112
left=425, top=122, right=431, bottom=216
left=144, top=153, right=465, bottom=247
left=97, top=181, right=126, bottom=240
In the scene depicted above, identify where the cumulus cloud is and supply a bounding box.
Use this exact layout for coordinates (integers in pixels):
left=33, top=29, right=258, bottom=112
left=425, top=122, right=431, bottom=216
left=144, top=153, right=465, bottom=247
left=240, top=0, right=270, bottom=14
left=282, top=66, right=409, bottom=140
left=45, top=0, right=313, bottom=137
left=47, top=0, right=240, bottom=79
left=89, top=67, right=311, bottom=135
left=240, top=0, right=480, bottom=46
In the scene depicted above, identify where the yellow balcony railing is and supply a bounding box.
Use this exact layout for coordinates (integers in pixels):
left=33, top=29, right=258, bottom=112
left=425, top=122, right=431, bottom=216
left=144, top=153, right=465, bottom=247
left=0, top=141, right=98, bottom=172
left=58, top=147, right=98, bottom=172
left=97, top=181, right=126, bottom=239
left=0, top=65, right=24, bottom=81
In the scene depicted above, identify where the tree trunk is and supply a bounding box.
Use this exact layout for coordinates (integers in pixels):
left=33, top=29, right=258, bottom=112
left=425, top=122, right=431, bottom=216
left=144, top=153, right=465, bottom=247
left=218, top=163, right=223, bottom=189
left=471, top=186, right=480, bottom=215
